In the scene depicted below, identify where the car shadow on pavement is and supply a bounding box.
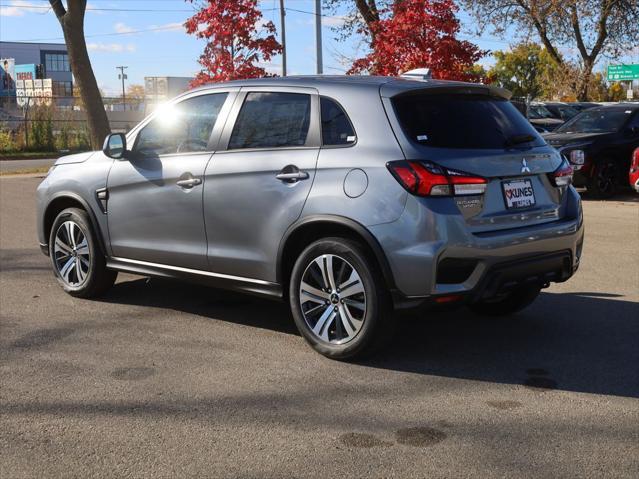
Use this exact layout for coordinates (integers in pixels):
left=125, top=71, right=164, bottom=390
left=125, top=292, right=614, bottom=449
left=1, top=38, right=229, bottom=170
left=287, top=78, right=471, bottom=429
left=101, top=278, right=639, bottom=399
left=101, top=277, right=298, bottom=335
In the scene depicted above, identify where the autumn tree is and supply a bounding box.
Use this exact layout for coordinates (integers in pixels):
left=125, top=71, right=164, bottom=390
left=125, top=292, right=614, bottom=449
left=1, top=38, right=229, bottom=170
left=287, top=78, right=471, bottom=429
left=328, top=0, right=485, bottom=81
left=49, top=0, right=110, bottom=148
left=185, top=0, right=282, bottom=86
left=126, top=84, right=145, bottom=101
left=488, top=43, right=561, bottom=99
left=461, top=0, right=639, bottom=100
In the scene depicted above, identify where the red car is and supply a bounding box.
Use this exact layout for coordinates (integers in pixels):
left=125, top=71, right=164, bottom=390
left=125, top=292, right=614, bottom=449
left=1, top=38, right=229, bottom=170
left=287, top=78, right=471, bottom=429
left=631, top=148, right=639, bottom=193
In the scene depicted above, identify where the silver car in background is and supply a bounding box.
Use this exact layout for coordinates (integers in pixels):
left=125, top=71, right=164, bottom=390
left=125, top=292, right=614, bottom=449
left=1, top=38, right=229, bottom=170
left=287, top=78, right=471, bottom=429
left=36, top=76, right=584, bottom=359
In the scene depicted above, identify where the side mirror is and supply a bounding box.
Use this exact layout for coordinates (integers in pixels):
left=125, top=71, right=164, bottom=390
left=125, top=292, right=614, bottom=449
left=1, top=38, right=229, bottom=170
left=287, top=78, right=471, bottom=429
left=103, top=133, right=126, bottom=159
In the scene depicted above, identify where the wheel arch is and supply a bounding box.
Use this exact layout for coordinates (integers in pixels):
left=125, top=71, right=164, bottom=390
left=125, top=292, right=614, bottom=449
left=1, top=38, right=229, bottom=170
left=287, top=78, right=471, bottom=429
left=277, top=215, right=396, bottom=293
left=43, top=192, right=107, bottom=256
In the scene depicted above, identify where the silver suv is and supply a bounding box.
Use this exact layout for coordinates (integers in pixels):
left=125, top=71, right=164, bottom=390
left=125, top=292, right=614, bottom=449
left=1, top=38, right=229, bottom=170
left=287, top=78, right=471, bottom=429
left=36, top=76, right=584, bottom=359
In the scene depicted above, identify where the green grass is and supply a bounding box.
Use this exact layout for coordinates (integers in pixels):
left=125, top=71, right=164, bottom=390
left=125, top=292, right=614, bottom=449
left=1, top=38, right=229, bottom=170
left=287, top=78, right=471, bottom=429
left=0, top=151, right=60, bottom=160
left=0, top=166, right=50, bottom=176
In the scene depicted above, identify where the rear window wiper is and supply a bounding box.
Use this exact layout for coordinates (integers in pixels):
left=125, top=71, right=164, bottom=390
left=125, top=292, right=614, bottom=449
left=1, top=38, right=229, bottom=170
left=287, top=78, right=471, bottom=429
left=505, top=134, right=536, bottom=147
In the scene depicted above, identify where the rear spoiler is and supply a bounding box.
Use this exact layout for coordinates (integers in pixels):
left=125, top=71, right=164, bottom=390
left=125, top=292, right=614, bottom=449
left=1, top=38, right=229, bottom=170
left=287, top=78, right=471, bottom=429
left=381, top=79, right=513, bottom=101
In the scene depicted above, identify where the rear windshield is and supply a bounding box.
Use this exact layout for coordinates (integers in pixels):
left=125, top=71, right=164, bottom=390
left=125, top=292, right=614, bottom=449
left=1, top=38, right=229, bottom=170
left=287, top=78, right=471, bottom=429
left=393, top=93, right=544, bottom=149
left=529, top=105, right=555, bottom=119
left=555, top=109, right=634, bottom=134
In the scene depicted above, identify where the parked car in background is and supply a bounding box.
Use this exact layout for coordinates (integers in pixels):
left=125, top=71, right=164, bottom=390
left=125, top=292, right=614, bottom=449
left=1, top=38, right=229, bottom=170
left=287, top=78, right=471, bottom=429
left=36, top=76, right=584, bottom=359
left=630, top=148, right=639, bottom=193
left=571, top=102, right=600, bottom=112
left=528, top=103, right=564, bottom=132
left=543, top=102, right=580, bottom=122
left=544, top=103, right=639, bottom=198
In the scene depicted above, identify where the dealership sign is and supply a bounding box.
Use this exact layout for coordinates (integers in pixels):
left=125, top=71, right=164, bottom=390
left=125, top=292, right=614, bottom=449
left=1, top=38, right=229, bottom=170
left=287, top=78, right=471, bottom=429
left=16, top=78, right=52, bottom=107
left=15, top=64, right=37, bottom=82
left=607, top=64, right=639, bottom=81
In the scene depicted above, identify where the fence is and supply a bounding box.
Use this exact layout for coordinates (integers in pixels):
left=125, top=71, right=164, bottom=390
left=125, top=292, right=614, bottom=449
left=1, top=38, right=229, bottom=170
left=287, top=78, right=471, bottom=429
left=0, top=95, right=147, bottom=153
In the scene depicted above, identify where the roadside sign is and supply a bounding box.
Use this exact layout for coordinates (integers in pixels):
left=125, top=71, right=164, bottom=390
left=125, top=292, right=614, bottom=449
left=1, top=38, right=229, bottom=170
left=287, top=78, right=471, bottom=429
left=607, top=64, right=639, bottom=81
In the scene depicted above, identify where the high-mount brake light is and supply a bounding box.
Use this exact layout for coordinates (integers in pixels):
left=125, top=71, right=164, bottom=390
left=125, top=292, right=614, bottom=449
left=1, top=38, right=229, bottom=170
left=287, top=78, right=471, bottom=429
left=387, top=160, right=487, bottom=197
left=549, top=158, right=573, bottom=187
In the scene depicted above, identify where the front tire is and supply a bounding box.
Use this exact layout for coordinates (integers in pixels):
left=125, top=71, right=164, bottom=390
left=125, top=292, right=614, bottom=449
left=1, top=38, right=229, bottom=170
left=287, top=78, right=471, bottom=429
left=49, top=207, right=117, bottom=298
left=469, top=284, right=541, bottom=317
left=587, top=159, right=618, bottom=199
left=289, top=237, right=393, bottom=360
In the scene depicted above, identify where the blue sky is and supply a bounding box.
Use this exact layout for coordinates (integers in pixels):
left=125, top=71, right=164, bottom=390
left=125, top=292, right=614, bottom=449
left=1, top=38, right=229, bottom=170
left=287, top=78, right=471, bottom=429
left=1, top=0, right=637, bottom=96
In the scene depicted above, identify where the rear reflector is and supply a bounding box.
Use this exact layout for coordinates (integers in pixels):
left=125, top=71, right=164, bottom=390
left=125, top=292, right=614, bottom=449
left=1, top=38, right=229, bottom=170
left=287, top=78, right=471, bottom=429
left=549, top=158, right=573, bottom=187
left=387, top=160, right=487, bottom=197
left=434, top=295, right=463, bottom=304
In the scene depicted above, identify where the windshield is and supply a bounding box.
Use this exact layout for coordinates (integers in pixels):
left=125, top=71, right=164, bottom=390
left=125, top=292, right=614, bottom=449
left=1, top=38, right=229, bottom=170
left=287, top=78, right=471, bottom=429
left=528, top=105, right=555, bottom=119
left=556, top=109, right=633, bottom=134
left=556, top=106, right=579, bottom=120
left=392, top=93, right=545, bottom=149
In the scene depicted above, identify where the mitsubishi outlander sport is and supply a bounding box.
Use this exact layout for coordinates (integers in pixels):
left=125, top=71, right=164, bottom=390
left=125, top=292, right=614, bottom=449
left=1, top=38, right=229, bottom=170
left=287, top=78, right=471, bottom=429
left=36, top=76, right=584, bottom=359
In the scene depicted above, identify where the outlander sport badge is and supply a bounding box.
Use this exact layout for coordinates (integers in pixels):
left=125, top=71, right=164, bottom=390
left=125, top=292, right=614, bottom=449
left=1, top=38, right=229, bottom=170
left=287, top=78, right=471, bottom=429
left=521, top=159, right=531, bottom=174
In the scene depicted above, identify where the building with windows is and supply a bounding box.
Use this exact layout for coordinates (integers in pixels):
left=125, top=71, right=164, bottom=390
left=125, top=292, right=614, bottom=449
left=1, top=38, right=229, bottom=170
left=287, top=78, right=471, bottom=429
left=0, top=41, right=73, bottom=98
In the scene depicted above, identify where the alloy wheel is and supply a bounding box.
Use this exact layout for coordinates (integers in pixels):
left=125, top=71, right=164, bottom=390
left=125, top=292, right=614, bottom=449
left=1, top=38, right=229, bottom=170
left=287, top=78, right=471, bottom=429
left=299, top=254, right=366, bottom=345
left=53, top=220, right=90, bottom=286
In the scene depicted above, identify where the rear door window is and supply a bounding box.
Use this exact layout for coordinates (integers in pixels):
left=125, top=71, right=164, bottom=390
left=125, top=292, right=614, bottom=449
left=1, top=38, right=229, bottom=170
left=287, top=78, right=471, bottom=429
left=320, top=97, right=356, bottom=146
left=393, top=93, right=544, bottom=149
left=229, top=92, right=311, bottom=149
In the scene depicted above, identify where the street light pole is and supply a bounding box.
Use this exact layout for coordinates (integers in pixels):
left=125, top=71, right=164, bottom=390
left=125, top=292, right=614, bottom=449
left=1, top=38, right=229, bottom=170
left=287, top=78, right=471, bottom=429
left=116, top=65, right=128, bottom=110
left=315, top=0, right=323, bottom=74
left=279, top=0, right=287, bottom=76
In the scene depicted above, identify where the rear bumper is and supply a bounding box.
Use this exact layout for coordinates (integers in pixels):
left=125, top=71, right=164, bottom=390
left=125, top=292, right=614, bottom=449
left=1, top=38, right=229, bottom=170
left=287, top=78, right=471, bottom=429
left=391, top=250, right=575, bottom=309
left=370, top=187, right=584, bottom=304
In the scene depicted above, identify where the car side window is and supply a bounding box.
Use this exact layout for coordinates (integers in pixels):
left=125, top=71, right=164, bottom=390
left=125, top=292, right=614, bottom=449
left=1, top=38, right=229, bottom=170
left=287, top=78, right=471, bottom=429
left=134, top=93, right=228, bottom=156
left=228, top=92, right=311, bottom=149
left=320, top=97, right=356, bottom=146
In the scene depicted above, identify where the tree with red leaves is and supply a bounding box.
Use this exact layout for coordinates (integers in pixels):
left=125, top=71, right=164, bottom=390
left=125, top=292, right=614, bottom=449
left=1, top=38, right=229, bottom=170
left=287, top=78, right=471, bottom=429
left=185, top=0, right=282, bottom=86
left=345, top=0, right=486, bottom=81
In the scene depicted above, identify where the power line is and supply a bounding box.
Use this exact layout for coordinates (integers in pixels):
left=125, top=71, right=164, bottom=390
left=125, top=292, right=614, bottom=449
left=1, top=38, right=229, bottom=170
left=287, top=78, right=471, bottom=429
left=0, top=3, right=197, bottom=12
left=4, top=24, right=190, bottom=42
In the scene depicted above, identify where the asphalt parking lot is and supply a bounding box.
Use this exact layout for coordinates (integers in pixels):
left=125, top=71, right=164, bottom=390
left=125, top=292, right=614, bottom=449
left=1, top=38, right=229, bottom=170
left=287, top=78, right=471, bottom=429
left=1, top=176, right=638, bottom=478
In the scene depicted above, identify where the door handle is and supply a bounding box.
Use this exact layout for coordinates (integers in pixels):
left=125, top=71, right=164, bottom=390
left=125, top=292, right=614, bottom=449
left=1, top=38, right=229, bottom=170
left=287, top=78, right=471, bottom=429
left=176, top=178, right=202, bottom=188
left=276, top=165, right=309, bottom=183
left=276, top=171, right=309, bottom=181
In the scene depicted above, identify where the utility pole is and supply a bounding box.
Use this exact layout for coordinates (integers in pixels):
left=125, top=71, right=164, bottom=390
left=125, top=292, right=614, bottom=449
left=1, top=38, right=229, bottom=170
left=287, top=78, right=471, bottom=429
left=116, top=65, right=128, bottom=110
left=315, top=0, right=323, bottom=74
left=279, top=0, right=287, bottom=76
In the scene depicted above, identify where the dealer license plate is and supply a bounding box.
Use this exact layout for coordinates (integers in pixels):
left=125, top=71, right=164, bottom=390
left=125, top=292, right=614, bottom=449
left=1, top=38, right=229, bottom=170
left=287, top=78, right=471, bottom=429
left=502, top=179, right=536, bottom=209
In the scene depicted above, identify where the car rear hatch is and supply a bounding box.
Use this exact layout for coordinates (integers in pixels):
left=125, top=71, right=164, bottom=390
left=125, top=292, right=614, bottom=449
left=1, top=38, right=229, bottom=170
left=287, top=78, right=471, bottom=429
left=381, top=82, right=569, bottom=233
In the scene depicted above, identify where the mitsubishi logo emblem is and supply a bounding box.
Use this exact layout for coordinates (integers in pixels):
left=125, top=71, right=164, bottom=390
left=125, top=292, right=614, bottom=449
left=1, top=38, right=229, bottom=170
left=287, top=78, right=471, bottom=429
left=521, top=159, right=531, bottom=174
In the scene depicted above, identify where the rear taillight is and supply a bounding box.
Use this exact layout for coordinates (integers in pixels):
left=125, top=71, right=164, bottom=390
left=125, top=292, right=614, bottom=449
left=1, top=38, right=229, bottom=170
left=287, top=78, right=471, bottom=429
left=631, top=148, right=639, bottom=172
left=569, top=150, right=585, bottom=170
left=549, top=159, right=573, bottom=187
left=387, top=160, right=487, bottom=197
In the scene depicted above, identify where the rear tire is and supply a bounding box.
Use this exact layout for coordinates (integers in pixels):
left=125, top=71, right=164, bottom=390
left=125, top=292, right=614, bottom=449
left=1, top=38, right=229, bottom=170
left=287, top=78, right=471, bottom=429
left=469, top=285, right=541, bottom=317
left=587, top=159, right=618, bottom=199
left=289, top=237, right=394, bottom=360
left=49, top=207, right=117, bottom=298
